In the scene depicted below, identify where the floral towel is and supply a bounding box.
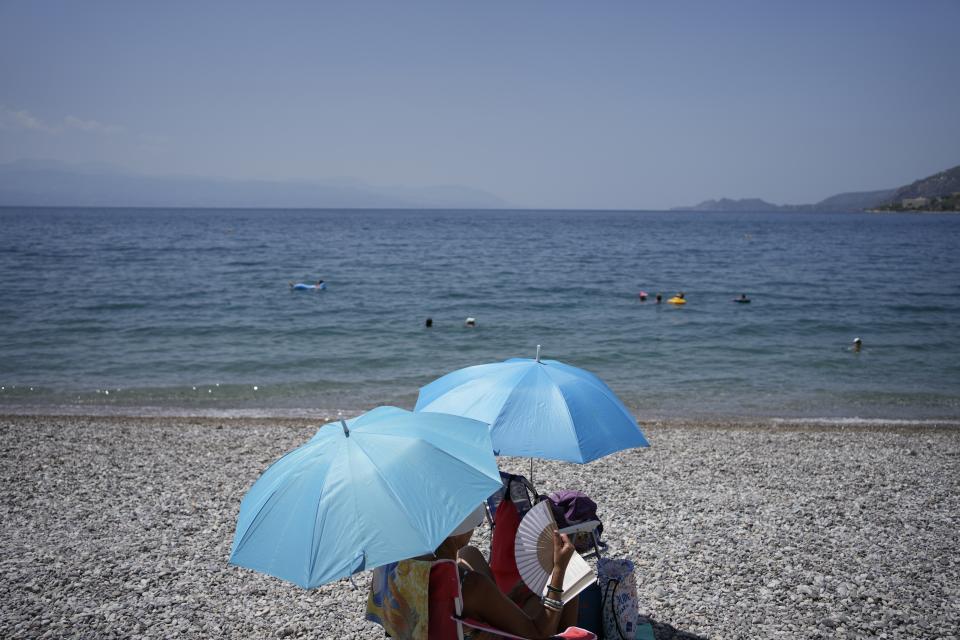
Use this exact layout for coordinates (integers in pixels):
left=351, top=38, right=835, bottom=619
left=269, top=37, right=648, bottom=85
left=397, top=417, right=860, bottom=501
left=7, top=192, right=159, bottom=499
left=365, top=559, right=432, bottom=640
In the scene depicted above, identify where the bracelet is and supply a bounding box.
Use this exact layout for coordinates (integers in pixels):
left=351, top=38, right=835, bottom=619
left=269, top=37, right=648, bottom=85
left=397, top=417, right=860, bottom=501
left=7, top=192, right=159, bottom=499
left=545, top=585, right=563, bottom=595
left=542, top=596, right=563, bottom=611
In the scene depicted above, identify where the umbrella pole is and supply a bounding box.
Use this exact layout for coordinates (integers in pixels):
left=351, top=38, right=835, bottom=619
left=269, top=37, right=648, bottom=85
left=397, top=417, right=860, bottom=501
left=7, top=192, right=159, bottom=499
left=531, top=346, right=539, bottom=485
left=531, top=345, right=540, bottom=486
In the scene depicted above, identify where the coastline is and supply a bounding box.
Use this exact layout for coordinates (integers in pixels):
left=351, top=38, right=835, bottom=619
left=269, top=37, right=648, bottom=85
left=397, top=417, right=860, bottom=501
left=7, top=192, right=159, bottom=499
left=2, top=414, right=958, bottom=639
left=2, top=405, right=959, bottom=429
left=866, top=208, right=960, bottom=214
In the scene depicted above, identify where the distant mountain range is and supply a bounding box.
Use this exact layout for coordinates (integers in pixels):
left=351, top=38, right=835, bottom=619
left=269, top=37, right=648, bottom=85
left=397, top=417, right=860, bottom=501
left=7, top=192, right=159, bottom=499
left=0, top=159, right=507, bottom=209
left=875, top=165, right=960, bottom=211
left=4, top=158, right=957, bottom=212
left=672, top=164, right=960, bottom=212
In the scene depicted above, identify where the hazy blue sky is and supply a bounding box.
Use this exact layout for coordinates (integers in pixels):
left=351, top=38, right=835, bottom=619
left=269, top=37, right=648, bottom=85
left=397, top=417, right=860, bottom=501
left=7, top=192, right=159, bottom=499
left=1, top=1, right=958, bottom=209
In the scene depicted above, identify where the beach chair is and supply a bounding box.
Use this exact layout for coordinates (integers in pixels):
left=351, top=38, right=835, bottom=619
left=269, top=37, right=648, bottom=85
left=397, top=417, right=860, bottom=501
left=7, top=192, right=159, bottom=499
left=488, top=473, right=603, bottom=552
left=488, top=472, right=541, bottom=593
left=486, top=474, right=606, bottom=636
left=367, top=559, right=595, bottom=640
left=486, top=472, right=540, bottom=524
left=488, top=473, right=604, bottom=592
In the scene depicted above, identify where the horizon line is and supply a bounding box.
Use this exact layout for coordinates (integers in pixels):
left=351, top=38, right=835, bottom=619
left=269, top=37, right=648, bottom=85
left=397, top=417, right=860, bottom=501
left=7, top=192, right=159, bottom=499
left=0, top=204, right=879, bottom=214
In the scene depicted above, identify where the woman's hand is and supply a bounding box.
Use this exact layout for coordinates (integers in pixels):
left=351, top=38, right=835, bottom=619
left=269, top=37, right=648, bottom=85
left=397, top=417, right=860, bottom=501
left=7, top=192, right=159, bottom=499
left=552, top=529, right=575, bottom=573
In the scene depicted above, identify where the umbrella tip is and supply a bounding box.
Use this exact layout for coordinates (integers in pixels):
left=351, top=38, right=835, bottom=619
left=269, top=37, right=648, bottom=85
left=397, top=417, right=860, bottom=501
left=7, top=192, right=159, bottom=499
left=535, top=344, right=541, bottom=362
left=341, top=419, right=350, bottom=437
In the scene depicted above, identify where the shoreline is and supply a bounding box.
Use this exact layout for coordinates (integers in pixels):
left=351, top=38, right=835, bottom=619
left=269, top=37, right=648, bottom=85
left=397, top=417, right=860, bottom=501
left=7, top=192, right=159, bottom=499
left=2, top=411, right=959, bottom=433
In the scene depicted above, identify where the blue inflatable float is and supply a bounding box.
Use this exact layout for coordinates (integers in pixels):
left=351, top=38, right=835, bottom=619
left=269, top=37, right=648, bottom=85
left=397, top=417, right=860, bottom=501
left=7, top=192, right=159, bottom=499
left=291, top=281, right=327, bottom=291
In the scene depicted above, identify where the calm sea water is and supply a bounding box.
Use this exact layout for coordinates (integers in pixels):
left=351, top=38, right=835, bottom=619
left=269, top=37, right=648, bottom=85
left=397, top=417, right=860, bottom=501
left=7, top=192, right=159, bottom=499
left=1, top=207, right=958, bottom=422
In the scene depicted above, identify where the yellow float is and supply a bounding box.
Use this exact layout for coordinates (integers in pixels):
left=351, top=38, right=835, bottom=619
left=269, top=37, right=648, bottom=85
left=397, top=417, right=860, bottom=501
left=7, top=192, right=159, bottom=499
left=667, top=296, right=686, bottom=305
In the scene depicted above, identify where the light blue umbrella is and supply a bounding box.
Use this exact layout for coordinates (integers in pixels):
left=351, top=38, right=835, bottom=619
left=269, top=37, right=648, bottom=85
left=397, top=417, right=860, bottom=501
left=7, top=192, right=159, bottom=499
left=415, top=347, right=649, bottom=464
left=229, top=406, right=501, bottom=589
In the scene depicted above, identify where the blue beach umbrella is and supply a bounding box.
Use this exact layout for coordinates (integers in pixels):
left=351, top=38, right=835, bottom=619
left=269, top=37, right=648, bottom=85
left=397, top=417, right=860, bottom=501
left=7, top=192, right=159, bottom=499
left=229, top=406, right=502, bottom=589
left=415, top=347, right=649, bottom=464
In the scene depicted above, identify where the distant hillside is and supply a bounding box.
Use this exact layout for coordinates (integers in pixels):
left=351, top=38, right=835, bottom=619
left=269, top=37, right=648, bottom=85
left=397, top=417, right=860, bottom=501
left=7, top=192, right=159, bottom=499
left=885, top=165, right=960, bottom=200
left=675, top=198, right=782, bottom=212
left=669, top=166, right=960, bottom=213
left=805, top=189, right=896, bottom=212
left=673, top=189, right=895, bottom=213
left=0, top=159, right=508, bottom=209
left=872, top=165, right=960, bottom=211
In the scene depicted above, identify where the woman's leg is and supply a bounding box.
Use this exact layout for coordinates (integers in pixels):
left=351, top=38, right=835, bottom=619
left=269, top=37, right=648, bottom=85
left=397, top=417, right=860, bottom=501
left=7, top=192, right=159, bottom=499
left=459, top=546, right=581, bottom=630
left=457, top=545, right=494, bottom=582
left=458, top=547, right=539, bottom=611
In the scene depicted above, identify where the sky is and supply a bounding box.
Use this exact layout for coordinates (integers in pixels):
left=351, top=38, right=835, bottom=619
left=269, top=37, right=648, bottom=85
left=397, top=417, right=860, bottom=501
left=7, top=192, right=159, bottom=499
left=1, top=0, right=958, bottom=209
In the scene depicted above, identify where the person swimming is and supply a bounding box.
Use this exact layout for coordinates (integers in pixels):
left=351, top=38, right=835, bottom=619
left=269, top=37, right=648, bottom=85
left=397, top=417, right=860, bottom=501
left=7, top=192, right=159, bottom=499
left=289, top=279, right=326, bottom=290
left=852, top=337, right=862, bottom=352
left=655, top=293, right=662, bottom=304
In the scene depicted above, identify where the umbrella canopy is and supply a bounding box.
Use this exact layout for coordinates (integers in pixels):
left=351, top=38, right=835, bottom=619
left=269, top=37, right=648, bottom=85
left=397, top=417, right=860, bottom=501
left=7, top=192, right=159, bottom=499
left=415, top=356, right=649, bottom=463
left=229, top=406, right=501, bottom=589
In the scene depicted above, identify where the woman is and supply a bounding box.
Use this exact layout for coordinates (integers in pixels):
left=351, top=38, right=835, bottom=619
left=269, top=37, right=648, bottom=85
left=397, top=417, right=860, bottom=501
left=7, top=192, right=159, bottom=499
left=425, top=505, right=581, bottom=639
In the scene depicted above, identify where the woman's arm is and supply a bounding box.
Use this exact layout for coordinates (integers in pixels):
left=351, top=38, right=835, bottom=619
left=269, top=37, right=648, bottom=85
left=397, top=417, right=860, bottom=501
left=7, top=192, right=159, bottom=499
left=460, top=531, right=575, bottom=639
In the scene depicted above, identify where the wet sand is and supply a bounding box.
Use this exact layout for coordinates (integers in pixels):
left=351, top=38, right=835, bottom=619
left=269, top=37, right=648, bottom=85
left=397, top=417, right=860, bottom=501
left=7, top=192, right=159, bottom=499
left=1, top=415, right=957, bottom=639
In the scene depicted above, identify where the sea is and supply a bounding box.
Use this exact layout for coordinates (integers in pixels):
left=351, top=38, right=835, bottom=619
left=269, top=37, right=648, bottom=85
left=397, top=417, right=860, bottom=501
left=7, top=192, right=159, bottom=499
left=1, top=207, right=958, bottom=424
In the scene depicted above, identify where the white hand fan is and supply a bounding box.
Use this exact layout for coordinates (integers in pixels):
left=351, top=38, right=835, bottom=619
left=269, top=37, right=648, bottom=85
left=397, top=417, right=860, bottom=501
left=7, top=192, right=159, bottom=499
left=514, top=500, right=598, bottom=603
left=514, top=500, right=557, bottom=596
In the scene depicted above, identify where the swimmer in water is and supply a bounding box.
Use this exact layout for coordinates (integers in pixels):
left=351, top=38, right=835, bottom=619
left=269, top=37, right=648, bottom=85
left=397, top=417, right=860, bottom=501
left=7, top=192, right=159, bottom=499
left=852, top=337, right=862, bottom=352
left=655, top=293, right=662, bottom=304
left=290, top=280, right=325, bottom=291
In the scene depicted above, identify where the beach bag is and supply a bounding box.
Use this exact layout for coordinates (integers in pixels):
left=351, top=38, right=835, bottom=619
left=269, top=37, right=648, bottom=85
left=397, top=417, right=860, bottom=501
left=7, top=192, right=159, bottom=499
left=548, top=490, right=603, bottom=553
left=598, top=557, right=638, bottom=640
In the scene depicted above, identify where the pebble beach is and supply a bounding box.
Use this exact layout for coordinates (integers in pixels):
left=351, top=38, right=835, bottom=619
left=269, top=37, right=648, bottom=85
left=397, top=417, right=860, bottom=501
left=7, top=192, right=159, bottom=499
left=1, top=414, right=958, bottom=639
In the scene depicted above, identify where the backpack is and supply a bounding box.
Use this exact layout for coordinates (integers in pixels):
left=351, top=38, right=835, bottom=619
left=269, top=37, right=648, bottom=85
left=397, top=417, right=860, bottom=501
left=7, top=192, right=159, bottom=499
left=547, top=490, right=603, bottom=553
